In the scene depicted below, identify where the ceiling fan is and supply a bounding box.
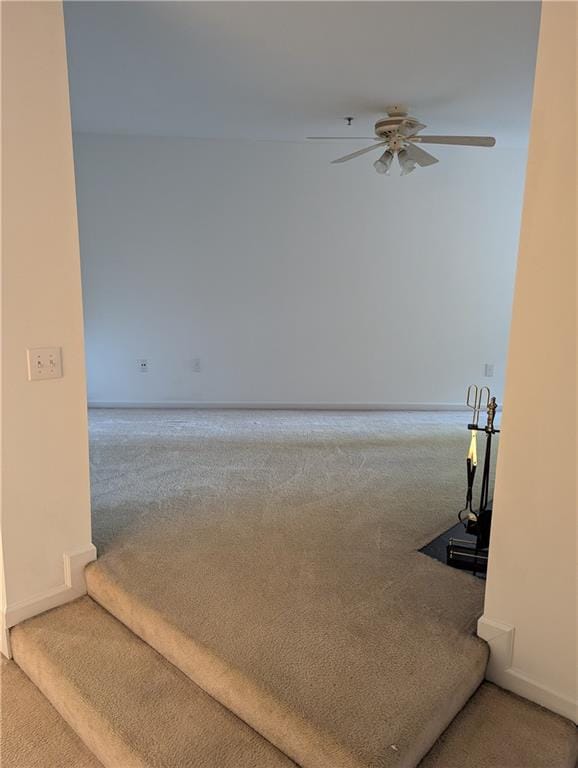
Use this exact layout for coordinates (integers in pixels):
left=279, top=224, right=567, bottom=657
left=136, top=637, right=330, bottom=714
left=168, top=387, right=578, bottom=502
left=307, top=106, right=496, bottom=175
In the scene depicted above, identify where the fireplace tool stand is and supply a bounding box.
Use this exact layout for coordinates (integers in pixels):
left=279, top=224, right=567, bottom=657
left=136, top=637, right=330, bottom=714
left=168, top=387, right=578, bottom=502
left=447, top=385, right=500, bottom=577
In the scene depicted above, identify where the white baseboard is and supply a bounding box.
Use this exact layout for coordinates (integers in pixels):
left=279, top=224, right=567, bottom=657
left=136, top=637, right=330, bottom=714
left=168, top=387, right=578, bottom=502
left=1, top=622, right=11, bottom=658
left=478, top=615, right=577, bottom=723
left=477, top=616, right=515, bottom=678
left=1, top=544, right=97, bottom=659
left=88, top=401, right=470, bottom=411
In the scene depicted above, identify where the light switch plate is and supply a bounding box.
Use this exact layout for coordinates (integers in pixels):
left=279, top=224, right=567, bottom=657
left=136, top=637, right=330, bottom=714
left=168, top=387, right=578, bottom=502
left=27, top=347, right=63, bottom=381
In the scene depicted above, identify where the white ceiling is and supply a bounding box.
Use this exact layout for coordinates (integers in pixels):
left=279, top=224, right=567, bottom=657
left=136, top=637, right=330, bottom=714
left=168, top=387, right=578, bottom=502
left=64, top=2, right=540, bottom=146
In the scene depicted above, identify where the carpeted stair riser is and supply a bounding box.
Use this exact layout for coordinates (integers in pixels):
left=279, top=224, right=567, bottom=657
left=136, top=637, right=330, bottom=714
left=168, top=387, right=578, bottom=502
left=87, top=557, right=488, bottom=768
left=10, top=597, right=296, bottom=768
left=5, top=646, right=577, bottom=768
left=88, top=565, right=355, bottom=768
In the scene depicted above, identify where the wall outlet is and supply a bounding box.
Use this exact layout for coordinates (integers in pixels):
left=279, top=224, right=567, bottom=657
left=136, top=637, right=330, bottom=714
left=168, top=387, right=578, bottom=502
left=484, top=363, right=495, bottom=378
left=27, top=347, right=63, bottom=381
left=137, top=359, right=148, bottom=373
left=192, top=357, right=201, bottom=373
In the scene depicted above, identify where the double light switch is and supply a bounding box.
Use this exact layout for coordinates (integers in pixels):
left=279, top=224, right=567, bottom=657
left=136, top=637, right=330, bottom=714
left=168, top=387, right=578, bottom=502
left=27, top=347, right=63, bottom=381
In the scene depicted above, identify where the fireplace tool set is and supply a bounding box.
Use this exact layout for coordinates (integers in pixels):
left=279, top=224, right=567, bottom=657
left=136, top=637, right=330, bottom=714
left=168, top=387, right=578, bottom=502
left=447, top=385, right=500, bottom=576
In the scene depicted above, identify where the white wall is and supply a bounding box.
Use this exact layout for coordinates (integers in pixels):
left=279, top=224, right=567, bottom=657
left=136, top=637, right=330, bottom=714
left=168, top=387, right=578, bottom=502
left=478, top=1, right=577, bottom=722
left=74, top=133, right=528, bottom=407
left=1, top=1, right=95, bottom=656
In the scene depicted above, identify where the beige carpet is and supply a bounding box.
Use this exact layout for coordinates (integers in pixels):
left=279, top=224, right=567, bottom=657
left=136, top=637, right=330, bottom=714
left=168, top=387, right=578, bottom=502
left=6, top=410, right=577, bottom=768
left=5, top=638, right=576, bottom=768
left=10, top=597, right=296, bottom=768
left=0, top=657, right=102, bottom=768
left=420, top=682, right=578, bottom=768
left=87, top=409, right=488, bottom=768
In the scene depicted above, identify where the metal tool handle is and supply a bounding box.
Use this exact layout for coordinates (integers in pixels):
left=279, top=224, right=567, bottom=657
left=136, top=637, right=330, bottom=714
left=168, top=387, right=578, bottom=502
left=466, top=384, right=480, bottom=426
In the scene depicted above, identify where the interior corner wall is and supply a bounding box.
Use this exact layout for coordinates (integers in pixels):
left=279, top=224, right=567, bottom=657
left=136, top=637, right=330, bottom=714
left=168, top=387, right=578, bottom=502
left=479, top=0, right=577, bottom=722
left=1, top=1, right=94, bottom=655
left=73, top=133, right=528, bottom=408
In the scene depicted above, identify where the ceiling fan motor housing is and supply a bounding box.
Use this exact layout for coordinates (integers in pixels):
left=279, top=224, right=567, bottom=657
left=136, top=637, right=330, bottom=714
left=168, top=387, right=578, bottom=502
left=374, top=115, right=420, bottom=138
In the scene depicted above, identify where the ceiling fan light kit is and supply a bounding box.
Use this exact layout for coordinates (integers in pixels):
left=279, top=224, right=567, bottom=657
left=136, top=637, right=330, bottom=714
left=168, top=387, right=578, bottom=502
left=397, top=148, right=417, bottom=176
left=373, top=149, right=394, bottom=175
left=308, top=107, right=496, bottom=176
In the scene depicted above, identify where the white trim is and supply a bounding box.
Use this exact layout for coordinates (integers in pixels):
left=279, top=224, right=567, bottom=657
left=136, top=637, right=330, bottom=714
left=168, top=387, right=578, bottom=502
left=478, top=615, right=577, bottom=723
left=0, top=621, right=11, bottom=658
left=501, top=667, right=578, bottom=724
left=477, top=616, right=515, bottom=678
left=88, top=401, right=470, bottom=411
left=2, top=544, right=97, bottom=653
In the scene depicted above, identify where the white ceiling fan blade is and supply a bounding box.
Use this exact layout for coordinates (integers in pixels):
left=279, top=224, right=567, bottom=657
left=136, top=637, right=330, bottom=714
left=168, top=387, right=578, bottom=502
left=409, top=135, right=496, bottom=147
left=404, top=143, right=439, bottom=167
left=331, top=142, right=388, bottom=164
left=307, top=136, right=380, bottom=140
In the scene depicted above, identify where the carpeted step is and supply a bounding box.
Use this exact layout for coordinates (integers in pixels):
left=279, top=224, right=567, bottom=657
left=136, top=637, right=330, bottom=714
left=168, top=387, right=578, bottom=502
left=86, top=409, right=491, bottom=767
left=6, top=647, right=575, bottom=768
left=1, top=657, right=103, bottom=768
left=10, top=597, right=296, bottom=768
left=419, top=682, right=578, bottom=768
left=87, top=547, right=489, bottom=768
